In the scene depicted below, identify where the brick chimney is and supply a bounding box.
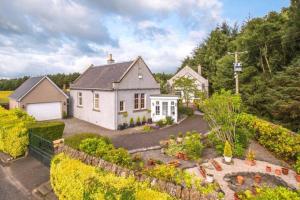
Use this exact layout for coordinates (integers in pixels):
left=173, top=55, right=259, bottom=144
left=198, top=64, right=202, bottom=76
left=107, top=53, right=115, bottom=64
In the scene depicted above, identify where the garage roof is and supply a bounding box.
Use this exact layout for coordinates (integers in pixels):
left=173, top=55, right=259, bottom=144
left=9, top=76, right=68, bottom=101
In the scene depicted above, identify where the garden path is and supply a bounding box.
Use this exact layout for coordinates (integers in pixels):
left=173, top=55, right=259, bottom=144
left=187, top=157, right=299, bottom=200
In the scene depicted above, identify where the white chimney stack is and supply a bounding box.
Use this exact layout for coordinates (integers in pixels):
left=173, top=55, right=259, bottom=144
left=198, top=64, right=202, bottom=76
left=107, top=53, right=115, bottom=64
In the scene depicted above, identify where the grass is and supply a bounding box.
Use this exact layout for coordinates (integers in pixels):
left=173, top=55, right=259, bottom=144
left=0, top=91, right=13, bottom=104
left=64, top=133, right=111, bottom=150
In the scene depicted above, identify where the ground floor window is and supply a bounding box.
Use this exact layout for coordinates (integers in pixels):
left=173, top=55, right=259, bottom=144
left=155, top=101, right=160, bottom=115
left=120, top=100, right=125, bottom=112
left=162, top=102, right=168, bottom=116
left=171, top=101, right=175, bottom=115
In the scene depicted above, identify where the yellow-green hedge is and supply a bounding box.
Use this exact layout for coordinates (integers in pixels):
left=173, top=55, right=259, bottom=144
left=239, top=113, right=300, bottom=161
left=50, top=153, right=174, bottom=200
left=0, top=107, right=34, bottom=158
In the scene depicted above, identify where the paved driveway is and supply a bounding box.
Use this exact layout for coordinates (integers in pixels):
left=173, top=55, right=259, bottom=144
left=0, top=156, right=49, bottom=200
left=112, top=115, right=210, bottom=150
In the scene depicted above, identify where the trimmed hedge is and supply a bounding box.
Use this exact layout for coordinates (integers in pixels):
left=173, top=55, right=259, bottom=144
left=29, top=121, right=65, bottom=141
left=239, top=113, right=300, bottom=161
left=0, top=107, right=35, bottom=158
left=50, top=153, right=173, bottom=200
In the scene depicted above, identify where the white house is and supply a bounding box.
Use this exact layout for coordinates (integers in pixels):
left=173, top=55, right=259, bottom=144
left=167, top=65, right=209, bottom=102
left=70, top=55, right=164, bottom=130
left=150, top=94, right=179, bottom=123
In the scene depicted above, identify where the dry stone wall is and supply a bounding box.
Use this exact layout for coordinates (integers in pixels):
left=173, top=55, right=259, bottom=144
left=55, top=145, right=219, bottom=200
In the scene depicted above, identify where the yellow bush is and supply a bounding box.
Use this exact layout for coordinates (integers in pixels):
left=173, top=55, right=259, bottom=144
left=0, top=107, right=34, bottom=158
left=50, top=154, right=174, bottom=200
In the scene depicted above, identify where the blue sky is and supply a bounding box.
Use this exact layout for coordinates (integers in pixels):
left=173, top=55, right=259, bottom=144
left=0, top=0, right=290, bottom=78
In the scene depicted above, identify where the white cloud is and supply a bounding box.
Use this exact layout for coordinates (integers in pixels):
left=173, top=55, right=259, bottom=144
left=0, top=0, right=224, bottom=77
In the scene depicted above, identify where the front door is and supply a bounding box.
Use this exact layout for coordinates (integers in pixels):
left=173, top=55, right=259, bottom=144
left=162, top=102, right=168, bottom=117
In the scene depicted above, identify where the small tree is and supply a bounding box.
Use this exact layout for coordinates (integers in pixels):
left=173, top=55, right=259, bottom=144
left=223, top=141, right=232, bottom=157
left=173, top=76, right=199, bottom=106
left=201, top=89, right=242, bottom=147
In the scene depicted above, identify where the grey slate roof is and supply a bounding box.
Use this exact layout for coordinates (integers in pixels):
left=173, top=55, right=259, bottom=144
left=71, top=60, right=134, bottom=90
left=9, top=76, right=44, bottom=100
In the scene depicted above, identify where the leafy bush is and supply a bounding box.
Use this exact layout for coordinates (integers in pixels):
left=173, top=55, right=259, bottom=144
left=239, top=113, right=300, bottom=161
left=178, top=105, right=194, bottom=116
left=294, top=156, right=300, bottom=174
left=0, top=108, right=35, bottom=158
left=238, top=186, right=300, bottom=200
left=223, top=141, right=232, bottom=157
left=129, top=117, right=134, bottom=127
left=165, top=116, right=174, bottom=125
left=65, top=133, right=111, bottom=150
left=79, top=138, right=132, bottom=167
left=28, top=121, right=65, bottom=141
left=51, top=154, right=173, bottom=200
left=136, top=117, right=141, bottom=126
left=142, top=116, right=147, bottom=124
left=156, top=119, right=166, bottom=127
left=143, top=125, right=152, bottom=132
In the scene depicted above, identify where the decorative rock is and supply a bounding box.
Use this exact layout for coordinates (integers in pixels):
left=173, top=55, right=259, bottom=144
left=189, top=188, right=201, bottom=200
left=181, top=188, right=190, bottom=200
left=175, top=185, right=182, bottom=199
left=157, top=180, right=167, bottom=192
left=166, top=182, right=176, bottom=197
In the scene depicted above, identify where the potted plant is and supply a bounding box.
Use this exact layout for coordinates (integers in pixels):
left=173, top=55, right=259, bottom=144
left=123, top=122, right=128, bottom=129
left=169, top=135, right=176, bottom=142
left=185, top=131, right=191, bottom=139
left=177, top=132, right=183, bottom=143
left=147, top=118, right=152, bottom=124
left=246, top=149, right=256, bottom=166
left=129, top=117, right=135, bottom=127
left=236, top=175, right=244, bottom=185
left=223, top=140, right=233, bottom=163
left=275, top=168, right=282, bottom=176
left=118, top=124, right=124, bottom=130
left=142, top=116, right=147, bottom=125
left=136, top=117, right=141, bottom=126
left=254, top=174, right=262, bottom=184
left=205, top=173, right=214, bottom=183
left=282, top=167, right=289, bottom=175
left=266, top=166, right=271, bottom=173
left=294, top=156, right=300, bottom=182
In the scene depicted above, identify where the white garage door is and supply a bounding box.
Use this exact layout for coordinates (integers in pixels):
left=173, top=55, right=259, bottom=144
left=27, top=102, right=62, bottom=121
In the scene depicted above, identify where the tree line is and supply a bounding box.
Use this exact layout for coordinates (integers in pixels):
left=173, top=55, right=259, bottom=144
left=180, top=0, right=300, bottom=132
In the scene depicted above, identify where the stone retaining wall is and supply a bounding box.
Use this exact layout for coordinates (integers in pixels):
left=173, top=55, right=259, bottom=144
left=55, top=145, right=219, bottom=200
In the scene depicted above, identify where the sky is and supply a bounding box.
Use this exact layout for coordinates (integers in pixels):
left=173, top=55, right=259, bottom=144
left=0, top=0, right=290, bottom=78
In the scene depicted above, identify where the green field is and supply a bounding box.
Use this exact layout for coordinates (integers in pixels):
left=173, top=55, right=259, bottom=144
left=0, top=91, right=13, bottom=104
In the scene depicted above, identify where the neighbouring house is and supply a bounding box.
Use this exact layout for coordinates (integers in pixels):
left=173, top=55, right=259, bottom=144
left=150, top=94, right=179, bottom=123
left=167, top=65, right=209, bottom=102
left=70, top=55, right=163, bottom=130
left=9, top=76, right=68, bottom=121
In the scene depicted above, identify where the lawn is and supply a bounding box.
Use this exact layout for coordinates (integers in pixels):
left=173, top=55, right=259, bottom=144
left=0, top=91, right=13, bottom=104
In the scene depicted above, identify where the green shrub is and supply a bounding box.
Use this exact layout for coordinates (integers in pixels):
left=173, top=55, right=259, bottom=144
left=294, top=156, right=300, bottom=174
left=79, top=138, right=132, bottom=167
left=142, top=116, right=147, bottom=124
left=129, top=118, right=134, bottom=126
left=28, top=121, right=65, bottom=141
left=136, top=116, right=141, bottom=126
left=50, top=154, right=173, bottom=200
left=223, top=141, right=232, bottom=157
left=165, top=116, right=174, bottom=125
left=178, top=105, right=194, bottom=116
left=143, top=125, right=152, bottom=132
left=65, top=133, right=111, bottom=150
left=239, top=113, right=300, bottom=161
left=238, top=186, right=300, bottom=200
left=0, top=108, right=35, bottom=158
left=156, top=119, right=166, bottom=127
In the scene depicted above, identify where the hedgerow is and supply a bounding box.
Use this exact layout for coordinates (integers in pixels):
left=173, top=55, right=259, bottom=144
left=239, top=113, right=300, bottom=161
left=50, top=153, right=173, bottom=200
left=0, top=107, right=35, bottom=158
left=28, top=121, right=65, bottom=141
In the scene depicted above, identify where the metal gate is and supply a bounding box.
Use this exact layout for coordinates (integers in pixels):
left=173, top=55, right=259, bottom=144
left=29, top=131, right=54, bottom=166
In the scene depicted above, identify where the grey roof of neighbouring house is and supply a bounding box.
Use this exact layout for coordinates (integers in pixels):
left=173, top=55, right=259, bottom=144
left=9, top=76, right=44, bottom=100
left=70, top=60, right=135, bottom=90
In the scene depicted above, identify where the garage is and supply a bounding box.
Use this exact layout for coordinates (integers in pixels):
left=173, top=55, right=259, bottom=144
left=27, top=102, right=62, bottom=121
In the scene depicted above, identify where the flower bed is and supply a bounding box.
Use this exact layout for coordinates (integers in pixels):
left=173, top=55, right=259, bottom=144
left=51, top=153, right=173, bottom=200
left=163, top=132, right=204, bottom=161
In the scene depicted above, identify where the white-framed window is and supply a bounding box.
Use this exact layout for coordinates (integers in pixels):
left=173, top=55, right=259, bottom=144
left=162, top=102, right=168, bottom=116
left=171, top=101, right=175, bottom=115
left=155, top=101, right=160, bottom=115
left=134, top=93, right=139, bottom=109
left=120, top=100, right=125, bottom=112
left=93, top=93, right=99, bottom=110
left=140, top=93, right=145, bottom=109
left=77, top=92, right=83, bottom=106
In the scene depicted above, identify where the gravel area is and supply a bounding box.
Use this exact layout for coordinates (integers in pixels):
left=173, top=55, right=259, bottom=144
left=187, top=157, right=299, bottom=200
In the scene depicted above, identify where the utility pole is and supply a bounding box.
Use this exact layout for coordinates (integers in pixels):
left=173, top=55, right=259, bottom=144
left=228, top=51, right=247, bottom=94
